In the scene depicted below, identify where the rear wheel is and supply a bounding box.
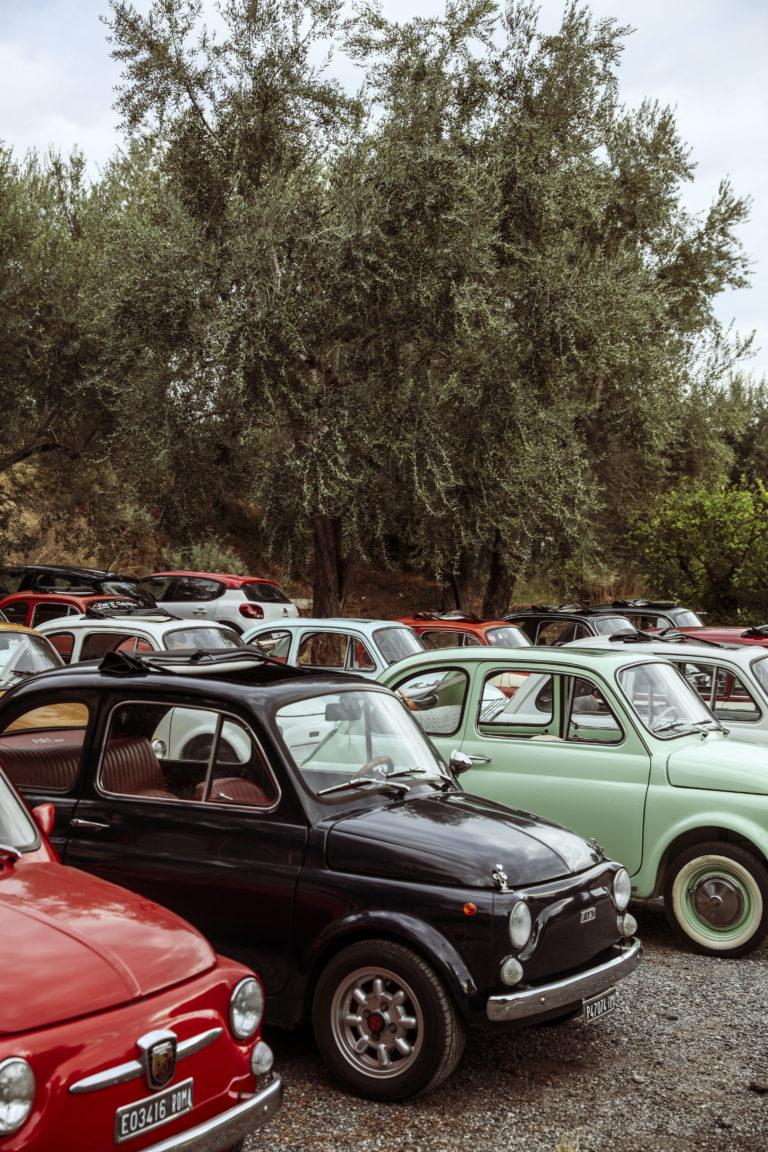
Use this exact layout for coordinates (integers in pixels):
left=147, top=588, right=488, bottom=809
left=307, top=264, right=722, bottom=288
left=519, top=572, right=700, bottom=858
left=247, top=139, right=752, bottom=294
left=664, top=842, right=768, bottom=957
left=312, top=939, right=465, bottom=1100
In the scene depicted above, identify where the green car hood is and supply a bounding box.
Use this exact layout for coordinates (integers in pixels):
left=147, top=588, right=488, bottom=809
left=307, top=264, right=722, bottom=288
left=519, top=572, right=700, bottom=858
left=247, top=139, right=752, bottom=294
left=667, top=735, right=768, bottom=795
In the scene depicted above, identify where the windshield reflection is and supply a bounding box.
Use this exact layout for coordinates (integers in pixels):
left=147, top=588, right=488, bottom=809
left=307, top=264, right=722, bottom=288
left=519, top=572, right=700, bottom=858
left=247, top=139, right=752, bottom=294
left=618, top=661, right=717, bottom=736
left=276, top=689, right=450, bottom=798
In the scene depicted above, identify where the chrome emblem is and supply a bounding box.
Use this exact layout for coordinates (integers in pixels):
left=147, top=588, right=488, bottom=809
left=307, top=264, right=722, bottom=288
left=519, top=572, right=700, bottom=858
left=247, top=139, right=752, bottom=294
left=580, top=907, right=596, bottom=924
left=137, top=1030, right=178, bottom=1092
left=492, top=863, right=509, bottom=892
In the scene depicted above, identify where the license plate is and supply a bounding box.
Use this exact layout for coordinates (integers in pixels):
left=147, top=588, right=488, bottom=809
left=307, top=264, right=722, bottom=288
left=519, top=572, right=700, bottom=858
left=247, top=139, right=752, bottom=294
left=115, top=1078, right=194, bottom=1144
left=583, top=987, right=617, bottom=1023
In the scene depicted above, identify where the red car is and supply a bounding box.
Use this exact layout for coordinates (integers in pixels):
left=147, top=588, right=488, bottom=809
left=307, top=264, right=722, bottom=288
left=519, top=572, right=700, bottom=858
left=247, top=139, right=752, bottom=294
left=0, top=591, right=141, bottom=630
left=398, top=612, right=530, bottom=649
left=0, top=779, right=281, bottom=1150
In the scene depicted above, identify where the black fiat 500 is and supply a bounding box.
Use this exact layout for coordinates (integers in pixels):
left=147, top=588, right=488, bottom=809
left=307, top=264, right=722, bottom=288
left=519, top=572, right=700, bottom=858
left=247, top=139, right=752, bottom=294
left=0, top=650, right=641, bottom=1100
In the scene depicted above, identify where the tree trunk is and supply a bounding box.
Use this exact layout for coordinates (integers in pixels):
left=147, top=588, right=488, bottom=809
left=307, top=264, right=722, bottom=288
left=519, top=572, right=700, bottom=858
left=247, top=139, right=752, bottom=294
left=312, top=514, right=343, bottom=617
left=482, top=531, right=515, bottom=619
left=441, top=549, right=473, bottom=613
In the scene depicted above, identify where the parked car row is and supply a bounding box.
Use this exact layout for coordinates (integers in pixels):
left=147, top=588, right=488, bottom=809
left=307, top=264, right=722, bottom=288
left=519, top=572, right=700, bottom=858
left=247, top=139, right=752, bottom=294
left=5, top=565, right=767, bottom=1145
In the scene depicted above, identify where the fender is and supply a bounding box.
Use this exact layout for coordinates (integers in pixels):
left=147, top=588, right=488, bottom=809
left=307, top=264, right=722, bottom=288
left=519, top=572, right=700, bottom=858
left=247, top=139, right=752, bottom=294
left=301, top=907, right=485, bottom=1024
left=633, top=796, right=768, bottom=899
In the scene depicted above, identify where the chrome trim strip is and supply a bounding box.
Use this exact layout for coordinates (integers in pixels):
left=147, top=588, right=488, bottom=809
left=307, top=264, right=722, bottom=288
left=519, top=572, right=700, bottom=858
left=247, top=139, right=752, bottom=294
left=486, top=937, right=642, bottom=1023
left=69, top=1028, right=223, bottom=1094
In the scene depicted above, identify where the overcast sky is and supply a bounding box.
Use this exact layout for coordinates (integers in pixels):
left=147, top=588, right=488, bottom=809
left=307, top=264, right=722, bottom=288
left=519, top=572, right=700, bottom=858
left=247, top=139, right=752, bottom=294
left=1, top=0, right=766, bottom=380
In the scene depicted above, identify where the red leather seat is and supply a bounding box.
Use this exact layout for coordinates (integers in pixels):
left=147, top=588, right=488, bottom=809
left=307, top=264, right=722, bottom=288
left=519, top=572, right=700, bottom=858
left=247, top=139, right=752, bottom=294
left=0, top=743, right=81, bottom=791
left=204, top=776, right=270, bottom=806
left=101, top=737, right=176, bottom=800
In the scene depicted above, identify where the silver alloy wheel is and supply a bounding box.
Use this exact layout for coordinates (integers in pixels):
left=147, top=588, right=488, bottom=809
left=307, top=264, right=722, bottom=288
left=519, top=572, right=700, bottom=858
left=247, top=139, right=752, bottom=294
left=329, top=964, right=424, bottom=1079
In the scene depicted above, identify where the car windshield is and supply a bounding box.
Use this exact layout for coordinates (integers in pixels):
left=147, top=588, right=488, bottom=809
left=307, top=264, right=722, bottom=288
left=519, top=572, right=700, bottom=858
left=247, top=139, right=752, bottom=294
left=0, top=772, right=39, bottom=849
left=484, top=626, right=530, bottom=648
left=617, top=661, right=718, bottom=736
left=0, top=632, right=62, bottom=688
left=594, top=616, right=636, bottom=635
left=164, top=627, right=245, bottom=651
left=276, top=689, right=450, bottom=798
left=372, top=627, right=424, bottom=665
left=671, top=610, right=704, bottom=627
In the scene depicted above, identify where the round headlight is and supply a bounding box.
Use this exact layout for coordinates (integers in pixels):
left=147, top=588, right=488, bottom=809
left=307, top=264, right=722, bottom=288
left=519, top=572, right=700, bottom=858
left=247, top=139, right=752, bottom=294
left=0, top=1058, right=35, bottom=1135
left=613, top=867, right=632, bottom=911
left=500, top=956, right=524, bottom=986
left=509, top=900, right=532, bottom=949
left=229, top=977, right=264, bottom=1040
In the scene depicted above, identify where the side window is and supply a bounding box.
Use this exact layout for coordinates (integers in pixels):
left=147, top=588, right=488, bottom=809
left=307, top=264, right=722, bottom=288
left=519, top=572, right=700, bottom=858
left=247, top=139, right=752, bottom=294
left=298, top=632, right=345, bottom=668
left=0, top=704, right=89, bottom=791
left=392, top=668, right=469, bottom=736
left=31, top=602, right=75, bottom=627
left=249, top=629, right=291, bottom=660
left=140, top=576, right=174, bottom=601
left=349, top=639, right=376, bottom=671
left=478, top=671, right=554, bottom=734
left=566, top=676, right=623, bottom=744
left=81, top=632, right=148, bottom=660
left=420, top=630, right=462, bottom=649
left=175, top=577, right=222, bottom=602
left=2, top=601, right=30, bottom=626
left=47, top=632, right=75, bottom=663
left=536, top=620, right=573, bottom=645
left=101, top=702, right=277, bottom=807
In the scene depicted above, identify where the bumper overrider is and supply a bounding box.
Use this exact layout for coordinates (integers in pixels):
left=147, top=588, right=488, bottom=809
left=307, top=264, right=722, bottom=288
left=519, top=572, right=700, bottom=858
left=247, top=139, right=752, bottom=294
left=486, top=937, right=642, bottom=1023
left=142, top=1074, right=282, bottom=1152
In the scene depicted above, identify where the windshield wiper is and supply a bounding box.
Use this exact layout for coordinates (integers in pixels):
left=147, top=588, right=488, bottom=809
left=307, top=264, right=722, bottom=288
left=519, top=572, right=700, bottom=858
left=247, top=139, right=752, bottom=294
left=653, top=718, right=724, bottom=735
left=318, top=777, right=411, bottom=797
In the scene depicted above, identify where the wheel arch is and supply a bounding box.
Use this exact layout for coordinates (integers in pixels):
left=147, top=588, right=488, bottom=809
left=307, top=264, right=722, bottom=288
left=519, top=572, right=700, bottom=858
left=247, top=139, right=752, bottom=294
left=301, top=911, right=479, bottom=1027
left=652, top=825, right=768, bottom=898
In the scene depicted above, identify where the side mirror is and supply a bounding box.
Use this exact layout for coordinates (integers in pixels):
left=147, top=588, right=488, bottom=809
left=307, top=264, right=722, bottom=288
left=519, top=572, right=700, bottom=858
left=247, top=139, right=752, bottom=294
left=32, top=803, right=55, bottom=838
left=449, top=749, right=472, bottom=776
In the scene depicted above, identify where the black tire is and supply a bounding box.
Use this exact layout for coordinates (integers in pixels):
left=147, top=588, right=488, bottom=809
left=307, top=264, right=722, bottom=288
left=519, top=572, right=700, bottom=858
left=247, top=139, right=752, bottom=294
left=664, top=842, right=768, bottom=957
left=312, top=939, right=465, bottom=1101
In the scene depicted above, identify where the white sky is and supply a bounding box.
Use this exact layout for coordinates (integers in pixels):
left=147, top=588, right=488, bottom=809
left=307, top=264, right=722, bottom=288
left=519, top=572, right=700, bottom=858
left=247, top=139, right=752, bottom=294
left=1, top=0, right=766, bottom=380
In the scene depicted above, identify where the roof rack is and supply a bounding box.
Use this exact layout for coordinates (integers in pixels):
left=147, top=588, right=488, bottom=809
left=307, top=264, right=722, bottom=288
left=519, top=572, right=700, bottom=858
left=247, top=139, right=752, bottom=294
left=741, top=625, right=768, bottom=639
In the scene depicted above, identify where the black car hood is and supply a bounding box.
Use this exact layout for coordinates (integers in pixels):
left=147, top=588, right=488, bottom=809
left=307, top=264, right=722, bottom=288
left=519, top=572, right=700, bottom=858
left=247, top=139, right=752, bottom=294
left=325, top=791, right=600, bottom=889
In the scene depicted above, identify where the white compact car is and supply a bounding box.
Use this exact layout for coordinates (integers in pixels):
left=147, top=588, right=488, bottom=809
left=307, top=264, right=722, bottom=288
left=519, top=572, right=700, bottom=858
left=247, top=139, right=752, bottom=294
left=36, top=607, right=246, bottom=663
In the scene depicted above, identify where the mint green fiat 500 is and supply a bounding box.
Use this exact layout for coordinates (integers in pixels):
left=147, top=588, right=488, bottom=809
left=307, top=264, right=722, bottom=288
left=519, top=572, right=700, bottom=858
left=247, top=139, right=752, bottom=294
left=380, top=646, right=768, bottom=958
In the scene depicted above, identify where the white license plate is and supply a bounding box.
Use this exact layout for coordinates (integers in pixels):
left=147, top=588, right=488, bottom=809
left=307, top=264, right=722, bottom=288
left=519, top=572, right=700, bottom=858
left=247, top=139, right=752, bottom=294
left=115, top=1078, right=194, bottom=1144
left=583, top=987, right=617, bottom=1023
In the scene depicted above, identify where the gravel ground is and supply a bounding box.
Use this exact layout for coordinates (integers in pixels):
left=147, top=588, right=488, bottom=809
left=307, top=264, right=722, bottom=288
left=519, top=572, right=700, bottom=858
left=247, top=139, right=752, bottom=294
left=245, top=904, right=768, bottom=1152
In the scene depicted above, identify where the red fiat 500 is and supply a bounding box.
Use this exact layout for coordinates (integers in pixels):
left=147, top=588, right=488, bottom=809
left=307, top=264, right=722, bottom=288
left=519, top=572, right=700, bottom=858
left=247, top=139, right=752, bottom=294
left=0, top=782, right=281, bottom=1151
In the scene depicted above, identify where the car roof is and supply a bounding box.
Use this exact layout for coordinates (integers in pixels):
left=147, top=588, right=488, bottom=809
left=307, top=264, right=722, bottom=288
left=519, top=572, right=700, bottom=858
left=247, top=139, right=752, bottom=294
left=380, top=644, right=670, bottom=678
left=0, top=621, right=40, bottom=636
left=35, top=612, right=238, bottom=636
left=145, top=570, right=280, bottom=588
left=566, top=634, right=759, bottom=664
left=0, top=649, right=390, bottom=705
left=246, top=617, right=413, bottom=631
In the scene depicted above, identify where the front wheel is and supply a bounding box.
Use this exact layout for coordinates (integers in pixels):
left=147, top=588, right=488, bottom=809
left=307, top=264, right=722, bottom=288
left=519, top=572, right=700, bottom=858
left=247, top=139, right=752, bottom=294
left=664, top=842, right=768, bottom=957
left=312, top=939, right=465, bottom=1100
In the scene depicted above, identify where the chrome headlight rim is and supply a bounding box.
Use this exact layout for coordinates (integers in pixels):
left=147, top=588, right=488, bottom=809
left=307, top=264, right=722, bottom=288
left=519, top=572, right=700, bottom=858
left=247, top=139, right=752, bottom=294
left=229, top=977, right=265, bottom=1041
left=508, top=899, right=532, bottom=949
left=613, top=867, right=632, bottom=911
left=0, top=1057, right=35, bottom=1135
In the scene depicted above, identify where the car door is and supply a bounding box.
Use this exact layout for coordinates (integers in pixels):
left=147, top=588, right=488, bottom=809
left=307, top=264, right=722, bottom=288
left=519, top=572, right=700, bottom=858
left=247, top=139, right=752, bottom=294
left=390, top=660, right=651, bottom=874
left=61, top=694, right=308, bottom=996
left=160, top=577, right=224, bottom=622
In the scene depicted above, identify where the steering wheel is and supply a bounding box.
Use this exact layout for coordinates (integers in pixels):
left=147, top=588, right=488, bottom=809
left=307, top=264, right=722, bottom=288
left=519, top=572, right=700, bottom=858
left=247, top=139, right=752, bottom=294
left=348, top=755, right=394, bottom=782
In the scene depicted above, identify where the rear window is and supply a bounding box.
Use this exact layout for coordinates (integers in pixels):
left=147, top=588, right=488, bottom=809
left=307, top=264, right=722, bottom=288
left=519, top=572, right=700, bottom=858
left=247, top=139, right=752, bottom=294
left=243, top=582, right=292, bottom=605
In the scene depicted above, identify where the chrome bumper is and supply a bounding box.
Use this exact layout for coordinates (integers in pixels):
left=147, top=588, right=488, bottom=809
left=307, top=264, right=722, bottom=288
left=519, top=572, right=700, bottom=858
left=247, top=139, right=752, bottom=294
left=486, top=937, right=642, bottom=1023
left=144, top=1075, right=282, bottom=1152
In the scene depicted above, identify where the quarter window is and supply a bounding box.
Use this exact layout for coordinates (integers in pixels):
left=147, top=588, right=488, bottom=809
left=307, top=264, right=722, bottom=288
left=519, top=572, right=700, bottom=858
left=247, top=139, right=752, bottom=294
left=0, top=704, right=88, bottom=791
left=392, top=668, right=469, bottom=736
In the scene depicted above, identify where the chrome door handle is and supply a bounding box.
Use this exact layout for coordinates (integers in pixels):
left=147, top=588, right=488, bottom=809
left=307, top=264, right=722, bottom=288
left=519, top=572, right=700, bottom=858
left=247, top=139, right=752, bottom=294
left=70, top=817, right=110, bottom=830
left=467, top=755, right=491, bottom=763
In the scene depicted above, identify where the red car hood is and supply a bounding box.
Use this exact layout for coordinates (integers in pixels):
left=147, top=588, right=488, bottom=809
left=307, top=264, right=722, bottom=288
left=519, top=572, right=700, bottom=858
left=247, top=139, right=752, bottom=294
left=0, top=862, right=215, bottom=1034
